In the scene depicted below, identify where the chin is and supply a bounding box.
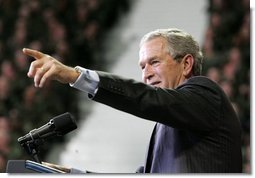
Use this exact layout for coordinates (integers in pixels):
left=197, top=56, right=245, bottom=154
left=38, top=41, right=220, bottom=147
left=155, top=85, right=164, bottom=88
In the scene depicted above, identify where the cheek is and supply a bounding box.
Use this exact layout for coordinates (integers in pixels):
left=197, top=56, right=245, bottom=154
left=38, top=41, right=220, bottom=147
left=142, top=72, right=146, bottom=83
left=159, top=69, right=173, bottom=82
left=155, top=67, right=167, bottom=78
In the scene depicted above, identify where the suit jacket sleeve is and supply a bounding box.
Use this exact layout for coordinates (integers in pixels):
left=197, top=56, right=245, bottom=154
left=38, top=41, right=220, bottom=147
left=91, top=71, right=222, bottom=132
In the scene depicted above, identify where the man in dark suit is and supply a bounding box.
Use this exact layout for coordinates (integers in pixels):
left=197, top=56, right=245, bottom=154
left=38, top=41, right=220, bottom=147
left=23, top=28, right=242, bottom=173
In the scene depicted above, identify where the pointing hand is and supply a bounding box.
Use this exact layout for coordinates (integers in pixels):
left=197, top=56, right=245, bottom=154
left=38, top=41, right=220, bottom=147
left=23, top=48, right=80, bottom=88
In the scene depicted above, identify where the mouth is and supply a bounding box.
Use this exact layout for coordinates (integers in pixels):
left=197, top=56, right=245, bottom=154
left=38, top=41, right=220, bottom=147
left=150, top=81, right=161, bottom=86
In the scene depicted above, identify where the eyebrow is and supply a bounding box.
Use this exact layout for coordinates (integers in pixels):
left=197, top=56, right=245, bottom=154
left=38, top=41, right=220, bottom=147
left=139, top=56, right=158, bottom=67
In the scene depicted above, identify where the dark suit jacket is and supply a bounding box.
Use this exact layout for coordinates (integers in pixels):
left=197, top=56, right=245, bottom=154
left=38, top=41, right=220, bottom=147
left=91, top=72, right=242, bottom=173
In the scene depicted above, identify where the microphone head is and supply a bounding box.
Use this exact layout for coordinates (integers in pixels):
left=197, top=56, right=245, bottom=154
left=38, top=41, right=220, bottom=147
left=52, top=112, right=77, bottom=136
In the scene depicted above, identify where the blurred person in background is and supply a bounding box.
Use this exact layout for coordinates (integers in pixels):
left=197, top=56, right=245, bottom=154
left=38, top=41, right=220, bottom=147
left=0, top=116, right=11, bottom=172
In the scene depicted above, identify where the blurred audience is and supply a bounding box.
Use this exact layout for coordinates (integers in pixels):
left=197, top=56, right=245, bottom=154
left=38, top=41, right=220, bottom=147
left=0, top=0, right=131, bottom=172
left=0, top=116, right=10, bottom=171
left=203, top=0, right=250, bottom=173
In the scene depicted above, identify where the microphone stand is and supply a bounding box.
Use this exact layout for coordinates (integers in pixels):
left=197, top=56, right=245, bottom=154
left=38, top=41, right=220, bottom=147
left=19, top=138, right=44, bottom=164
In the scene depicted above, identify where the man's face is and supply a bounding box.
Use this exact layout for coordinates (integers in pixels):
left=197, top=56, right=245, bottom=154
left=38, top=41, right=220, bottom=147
left=139, top=37, right=184, bottom=89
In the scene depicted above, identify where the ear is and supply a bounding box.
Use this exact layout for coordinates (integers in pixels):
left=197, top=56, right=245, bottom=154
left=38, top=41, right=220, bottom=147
left=182, top=54, right=194, bottom=78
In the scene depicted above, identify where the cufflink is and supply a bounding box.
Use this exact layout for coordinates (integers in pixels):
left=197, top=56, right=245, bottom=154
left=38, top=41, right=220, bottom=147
left=74, top=66, right=82, bottom=75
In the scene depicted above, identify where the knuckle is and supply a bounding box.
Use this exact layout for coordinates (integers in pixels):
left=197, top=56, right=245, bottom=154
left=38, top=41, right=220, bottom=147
left=46, top=55, right=52, bottom=60
left=51, top=63, right=58, bottom=71
left=30, top=61, right=36, bottom=68
left=47, top=59, right=56, bottom=67
left=43, top=73, right=49, bottom=80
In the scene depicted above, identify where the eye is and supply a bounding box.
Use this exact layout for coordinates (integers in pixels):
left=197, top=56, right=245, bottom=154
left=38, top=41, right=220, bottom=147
left=151, top=60, right=159, bottom=66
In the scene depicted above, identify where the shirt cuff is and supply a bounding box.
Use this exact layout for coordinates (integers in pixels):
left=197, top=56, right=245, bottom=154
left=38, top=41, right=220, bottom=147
left=69, top=66, right=99, bottom=97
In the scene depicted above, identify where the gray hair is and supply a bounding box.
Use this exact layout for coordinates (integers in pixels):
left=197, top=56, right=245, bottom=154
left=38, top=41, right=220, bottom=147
left=140, top=28, right=203, bottom=76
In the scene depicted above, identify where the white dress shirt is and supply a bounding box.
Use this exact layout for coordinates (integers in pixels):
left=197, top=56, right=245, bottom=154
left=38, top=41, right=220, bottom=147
left=69, top=66, right=99, bottom=97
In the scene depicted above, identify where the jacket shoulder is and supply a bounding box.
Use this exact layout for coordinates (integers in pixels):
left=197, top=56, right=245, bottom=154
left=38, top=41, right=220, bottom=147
left=178, top=76, right=220, bottom=90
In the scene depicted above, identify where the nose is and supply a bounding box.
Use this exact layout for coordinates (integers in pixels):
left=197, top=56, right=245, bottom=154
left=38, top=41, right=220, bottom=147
left=143, top=65, right=154, bottom=83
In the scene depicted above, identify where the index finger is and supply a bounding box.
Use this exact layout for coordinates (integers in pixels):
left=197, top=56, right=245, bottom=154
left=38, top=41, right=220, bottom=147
left=22, top=48, right=45, bottom=59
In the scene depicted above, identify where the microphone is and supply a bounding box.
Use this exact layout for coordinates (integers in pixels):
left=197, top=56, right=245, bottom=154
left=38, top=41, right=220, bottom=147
left=18, top=112, right=77, bottom=144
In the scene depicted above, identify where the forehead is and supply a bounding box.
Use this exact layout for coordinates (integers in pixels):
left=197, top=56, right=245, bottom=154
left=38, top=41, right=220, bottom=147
left=139, top=38, right=167, bottom=61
